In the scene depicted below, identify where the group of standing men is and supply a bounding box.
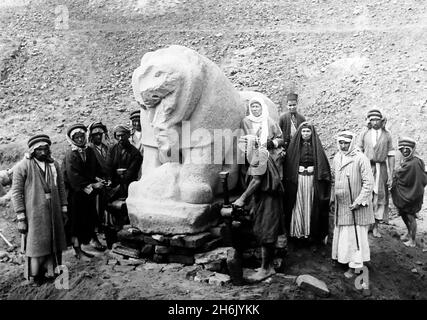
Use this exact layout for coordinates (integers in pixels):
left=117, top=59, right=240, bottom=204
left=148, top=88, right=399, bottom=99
left=231, top=93, right=427, bottom=286
left=11, top=111, right=144, bottom=285
left=8, top=92, right=427, bottom=288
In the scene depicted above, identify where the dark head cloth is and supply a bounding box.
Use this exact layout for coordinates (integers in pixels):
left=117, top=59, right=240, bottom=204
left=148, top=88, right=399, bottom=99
left=67, top=123, right=87, bottom=138
left=398, top=137, right=416, bottom=149
left=367, top=109, right=382, bottom=120
left=88, top=122, right=107, bottom=134
left=130, top=110, right=141, bottom=120
left=287, top=93, right=298, bottom=101
left=28, top=134, right=51, bottom=148
left=113, top=125, right=131, bottom=136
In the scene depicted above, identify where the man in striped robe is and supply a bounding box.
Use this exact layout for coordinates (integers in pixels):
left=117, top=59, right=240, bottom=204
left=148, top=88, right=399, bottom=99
left=331, top=131, right=374, bottom=280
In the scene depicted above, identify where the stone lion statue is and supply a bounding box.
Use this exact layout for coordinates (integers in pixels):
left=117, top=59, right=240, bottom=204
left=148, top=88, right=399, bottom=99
left=128, top=45, right=246, bottom=234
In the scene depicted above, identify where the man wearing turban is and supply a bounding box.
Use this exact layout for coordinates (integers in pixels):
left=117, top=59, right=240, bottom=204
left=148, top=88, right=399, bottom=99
left=391, top=137, right=427, bottom=247
left=11, top=134, right=68, bottom=285
left=357, top=109, right=395, bottom=238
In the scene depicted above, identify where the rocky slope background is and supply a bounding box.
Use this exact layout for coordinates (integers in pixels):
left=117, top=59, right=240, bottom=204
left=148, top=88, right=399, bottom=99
left=1, top=0, right=426, bottom=166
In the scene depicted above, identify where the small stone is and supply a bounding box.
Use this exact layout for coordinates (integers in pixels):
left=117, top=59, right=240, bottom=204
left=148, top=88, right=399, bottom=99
left=296, top=274, right=330, bottom=297
left=411, top=268, right=418, bottom=274
left=0, top=251, right=8, bottom=259
left=155, top=245, right=171, bottom=254
left=208, top=273, right=230, bottom=286
left=143, top=262, right=165, bottom=271
left=120, top=258, right=144, bottom=266
left=170, top=235, right=186, bottom=247
left=195, top=247, right=232, bottom=264
left=183, top=232, right=212, bottom=248
left=107, top=259, right=118, bottom=266
left=415, top=261, right=423, bottom=266
left=161, top=263, right=184, bottom=272
left=152, top=234, right=169, bottom=245
left=201, top=237, right=222, bottom=252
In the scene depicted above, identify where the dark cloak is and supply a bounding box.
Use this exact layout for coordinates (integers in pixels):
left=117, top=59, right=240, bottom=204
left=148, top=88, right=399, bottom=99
left=283, top=123, right=331, bottom=240
left=62, top=147, right=101, bottom=245
left=247, top=156, right=285, bottom=244
left=391, top=156, right=427, bottom=214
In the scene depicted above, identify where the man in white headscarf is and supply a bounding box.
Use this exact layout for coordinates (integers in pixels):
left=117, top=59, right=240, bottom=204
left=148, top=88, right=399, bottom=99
left=240, top=97, right=284, bottom=178
left=331, top=131, right=374, bottom=284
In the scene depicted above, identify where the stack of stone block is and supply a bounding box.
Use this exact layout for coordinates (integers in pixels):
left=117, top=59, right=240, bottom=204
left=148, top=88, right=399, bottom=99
left=112, top=223, right=231, bottom=265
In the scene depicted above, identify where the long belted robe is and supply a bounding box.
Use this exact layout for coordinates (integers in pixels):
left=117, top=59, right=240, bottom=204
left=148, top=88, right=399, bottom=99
left=11, top=157, right=67, bottom=257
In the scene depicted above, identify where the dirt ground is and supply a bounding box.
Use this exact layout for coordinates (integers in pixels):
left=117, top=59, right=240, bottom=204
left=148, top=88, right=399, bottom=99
left=1, top=199, right=426, bottom=300
left=1, top=0, right=427, bottom=300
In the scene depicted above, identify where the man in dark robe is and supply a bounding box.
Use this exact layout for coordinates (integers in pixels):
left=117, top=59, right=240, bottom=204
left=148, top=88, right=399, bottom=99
left=283, top=122, right=331, bottom=244
left=63, top=124, right=106, bottom=258
left=87, top=122, right=111, bottom=229
left=106, top=125, right=143, bottom=199
left=11, top=134, right=67, bottom=285
left=278, top=93, right=306, bottom=152
left=230, top=137, right=285, bottom=283
left=391, top=137, right=427, bottom=247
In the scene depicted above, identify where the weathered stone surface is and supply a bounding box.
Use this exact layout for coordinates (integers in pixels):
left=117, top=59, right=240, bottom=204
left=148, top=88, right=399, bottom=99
left=140, top=244, right=154, bottom=256
left=107, top=259, right=119, bottom=266
left=204, top=261, right=223, bottom=272
left=0, top=251, right=9, bottom=259
left=120, top=258, right=145, bottom=266
left=296, top=274, right=330, bottom=297
left=170, top=235, right=186, bottom=247
left=168, top=254, right=195, bottom=265
left=155, top=245, right=171, bottom=254
left=185, top=266, right=203, bottom=280
left=152, top=234, right=169, bottom=245
left=194, top=270, right=215, bottom=283
left=201, top=237, right=222, bottom=252
left=153, top=254, right=167, bottom=263
left=183, top=232, right=212, bottom=248
left=208, top=273, right=231, bottom=286
left=112, top=244, right=141, bottom=259
left=195, top=247, right=232, bottom=264
left=161, top=263, right=184, bottom=272
left=143, top=235, right=161, bottom=245
left=128, top=45, right=246, bottom=235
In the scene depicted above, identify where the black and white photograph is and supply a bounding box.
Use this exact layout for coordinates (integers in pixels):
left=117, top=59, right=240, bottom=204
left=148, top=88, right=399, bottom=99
left=0, top=0, right=426, bottom=304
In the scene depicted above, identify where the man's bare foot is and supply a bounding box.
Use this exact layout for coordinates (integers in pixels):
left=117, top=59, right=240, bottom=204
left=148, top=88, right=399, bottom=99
left=403, top=240, right=416, bottom=247
left=247, top=267, right=276, bottom=283
left=373, top=228, right=382, bottom=238
left=344, top=269, right=354, bottom=279
left=400, top=233, right=409, bottom=241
